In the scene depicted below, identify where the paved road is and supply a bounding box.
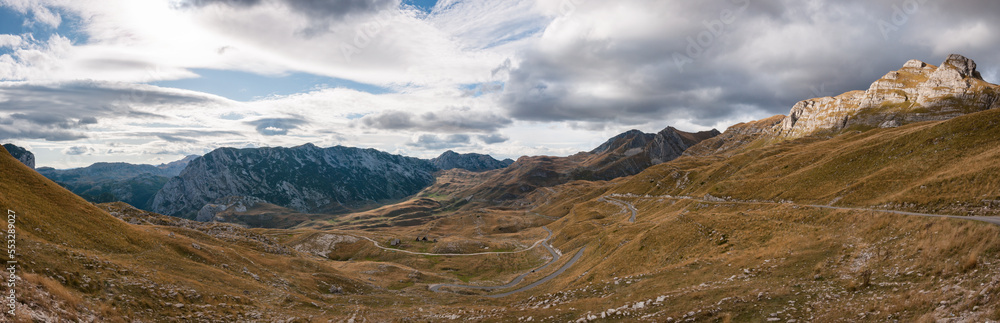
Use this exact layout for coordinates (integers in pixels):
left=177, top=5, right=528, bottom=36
left=429, top=227, right=561, bottom=293
left=601, top=197, right=637, bottom=223
left=351, top=227, right=552, bottom=257
left=486, top=247, right=586, bottom=298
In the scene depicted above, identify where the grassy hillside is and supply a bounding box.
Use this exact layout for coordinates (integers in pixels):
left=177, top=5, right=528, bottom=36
left=612, top=107, right=1000, bottom=216
left=0, top=147, right=378, bottom=321
left=4, top=107, right=1000, bottom=321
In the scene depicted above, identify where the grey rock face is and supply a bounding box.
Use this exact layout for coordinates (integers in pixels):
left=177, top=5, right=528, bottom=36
left=431, top=150, right=512, bottom=172
left=151, top=143, right=438, bottom=219
left=779, top=54, right=1000, bottom=139
left=585, top=127, right=720, bottom=179
left=3, top=144, right=34, bottom=169
left=36, top=155, right=198, bottom=209
left=196, top=196, right=265, bottom=222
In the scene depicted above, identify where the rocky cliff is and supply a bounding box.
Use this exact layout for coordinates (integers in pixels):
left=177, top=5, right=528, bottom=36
left=582, top=127, right=721, bottom=179
left=431, top=150, right=513, bottom=172
left=150, top=143, right=438, bottom=219
left=2, top=143, right=34, bottom=169
left=683, top=116, right=784, bottom=157
left=686, top=54, right=999, bottom=157
left=435, top=126, right=719, bottom=202
left=780, top=54, right=999, bottom=138
left=37, top=156, right=197, bottom=209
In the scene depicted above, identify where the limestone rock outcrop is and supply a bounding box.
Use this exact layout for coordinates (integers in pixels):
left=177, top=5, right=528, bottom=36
left=779, top=54, right=999, bottom=139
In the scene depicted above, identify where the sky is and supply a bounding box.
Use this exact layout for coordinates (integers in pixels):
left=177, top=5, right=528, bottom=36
left=0, top=0, right=998, bottom=168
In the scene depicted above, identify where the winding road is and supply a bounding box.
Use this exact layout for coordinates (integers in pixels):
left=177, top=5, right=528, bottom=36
left=428, top=226, right=563, bottom=294
left=351, top=227, right=552, bottom=257
left=350, top=224, right=589, bottom=297
left=600, top=197, right=638, bottom=222
left=486, top=247, right=586, bottom=298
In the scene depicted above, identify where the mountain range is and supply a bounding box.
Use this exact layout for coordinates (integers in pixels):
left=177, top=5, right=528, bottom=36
left=150, top=144, right=440, bottom=219
left=4, top=54, right=1000, bottom=321
left=35, top=155, right=198, bottom=209
left=431, top=150, right=514, bottom=172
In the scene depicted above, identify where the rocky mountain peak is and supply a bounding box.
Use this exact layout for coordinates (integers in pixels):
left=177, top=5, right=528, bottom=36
left=589, top=129, right=650, bottom=154
left=431, top=150, right=511, bottom=172
left=581, top=127, right=719, bottom=179
left=151, top=145, right=438, bottom=219
left=940, top=54, right=980, bottom=79
left=902, top=59, right=928, bottom=69
left=778, top=54, right=999, bottom=139
left=295, top=142, right=320, bottom=150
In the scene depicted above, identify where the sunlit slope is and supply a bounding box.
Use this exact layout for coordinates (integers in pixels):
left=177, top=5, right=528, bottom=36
left=610, top=107, right=1000, bottom=215
left=0, top=146, right=367, bottom=321
left=503, top=109, right=1000, bottom=321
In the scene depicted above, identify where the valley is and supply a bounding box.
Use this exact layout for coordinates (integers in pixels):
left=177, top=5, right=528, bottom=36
left=3, top=54, right=1000, bottom=322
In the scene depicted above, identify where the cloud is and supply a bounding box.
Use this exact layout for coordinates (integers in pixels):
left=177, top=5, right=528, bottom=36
left=178, top=0, right=398, bottom=20
left=477, top=133, right=508, bottom=144
left=0, top=80, right=233, bottom=141
left=406, top=133, right=471, bottom=150
left=245, top=117, right=308, bottom=136
left=1, top=0, right=61, bottom=28
left=0, top=35, right=22, bottom=48
left=62, top=145, right=94, bottom=155
left=5, top=0, right=1000, bottom=168
left=359, top=107, right=512, bottom=133
left=498, top=0, right=1000, bottom=129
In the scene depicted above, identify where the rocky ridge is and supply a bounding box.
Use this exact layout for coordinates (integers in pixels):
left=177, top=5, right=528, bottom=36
left=151, top=143, right=438, bottom=219
left=582, top=127, right=721, bottom=179
left=431, top=150, right=513, bottom=172
left=685, top=54, right=999, bottom=157
left=3, top=143, right=34, bottom=169
left=37, top=156, right=198, bottom=209
left=779, top=54, right=999, bottom=138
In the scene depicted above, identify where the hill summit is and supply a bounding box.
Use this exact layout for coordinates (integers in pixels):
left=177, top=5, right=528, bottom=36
left=688, top=54, right=999, bottom=157
left=779, top=54, right=999, bottom=138
left=431, top=150, right=513, bottom=172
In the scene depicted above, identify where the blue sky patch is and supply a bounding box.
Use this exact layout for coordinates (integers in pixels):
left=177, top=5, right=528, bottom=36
left=460, top=81, right=504, bottom=97
left=150, top=68, right=394, bottom=102
left=0, top=5, right=88, bottom=56
left=402, top=0, right=438, bottom=13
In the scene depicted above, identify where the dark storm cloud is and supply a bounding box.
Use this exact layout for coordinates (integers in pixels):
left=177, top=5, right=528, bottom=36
left=501, top=0, right=1000, bottom=128
left=360, top=108, right=512, bottom=133
left=406, top=134, right=471, bottom=150
left=0, top=81, right=226, bottom=141
left=246, top=117, right=309, bottom=136
left=477, top=133, right=509, bottom=144
left=178, top=0, right=398, bottom=20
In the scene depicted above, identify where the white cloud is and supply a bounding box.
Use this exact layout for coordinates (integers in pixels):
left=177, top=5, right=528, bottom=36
left=4, top=0, right=1000, bottom=168
left=0, top=35, right=22, bottom=48
left=1, top=0, right=61, bottom=28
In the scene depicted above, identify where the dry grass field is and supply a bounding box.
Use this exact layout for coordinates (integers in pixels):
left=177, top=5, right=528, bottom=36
left=3, top=105, right=1000, bottom=321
